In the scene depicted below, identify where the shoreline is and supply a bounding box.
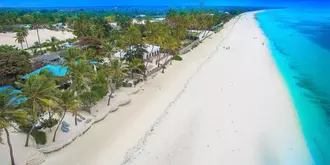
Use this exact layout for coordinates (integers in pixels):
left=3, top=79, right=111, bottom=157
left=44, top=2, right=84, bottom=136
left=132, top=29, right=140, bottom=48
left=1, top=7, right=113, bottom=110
left=43, top=11, right=312, bottom=165
left=255, top=10, right=317, bottom=163
left=256, top=9, right=330, bottom=164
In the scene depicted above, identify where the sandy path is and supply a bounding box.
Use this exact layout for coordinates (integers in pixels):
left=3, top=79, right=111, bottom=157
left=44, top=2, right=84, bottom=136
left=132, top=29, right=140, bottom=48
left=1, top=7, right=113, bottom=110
left=0, top=29, right=74, bottom=49
left=44, top=11, right=312, bottom=165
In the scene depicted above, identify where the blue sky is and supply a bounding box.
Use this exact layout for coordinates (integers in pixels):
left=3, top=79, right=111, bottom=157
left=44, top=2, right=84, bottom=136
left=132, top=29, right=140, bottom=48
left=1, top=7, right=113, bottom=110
left=0, top=0, right=328, bottom=8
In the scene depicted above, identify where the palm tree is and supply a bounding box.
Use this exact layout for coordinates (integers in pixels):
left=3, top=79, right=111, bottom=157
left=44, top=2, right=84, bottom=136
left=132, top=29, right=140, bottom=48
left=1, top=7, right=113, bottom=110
left=13, top=31, right=25, bottom=49
left=125, top=25, right=143, bottom=48
left=61, top=48, right=84, bottom=67
left=53, top=90, right=79, bottom=142
left=161, top=36, right=180, bottom=73
left=102, top=42, right=116, bottom=63
left=31, top=14, right=49, bottom=51
left=156, top=25, right=170, bottom=66
left=127, top=58, right=144, bottom=79
left=0, top=90, right=28, bottom=165
left=65, top=59, right=94, bottom=124
left=14, top=27, right=29, bottom=48
left=31, top=15, right=41, bottom=47
left=20, top=27, right=29, bottom=48
left=144, top=22, right=164, bottom=71
left=106, top=59, right=127, bottom=89
left=38, top=70, right=57, bottom=131
left=66, top=59, right=94, bottom=95
left=50, top=36, right=58, bottom=52
left=115, top=35, right=127, bottom=59
left=15, top=75, right=58, bottom=147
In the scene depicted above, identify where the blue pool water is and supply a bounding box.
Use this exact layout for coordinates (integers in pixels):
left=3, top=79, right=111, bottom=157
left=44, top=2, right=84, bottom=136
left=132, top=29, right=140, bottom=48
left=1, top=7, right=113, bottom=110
left=23, top=64, right=68, bottom=78
left=1, top=64, right=67, bottom=104
left=257, top=8, right=330, bottom=165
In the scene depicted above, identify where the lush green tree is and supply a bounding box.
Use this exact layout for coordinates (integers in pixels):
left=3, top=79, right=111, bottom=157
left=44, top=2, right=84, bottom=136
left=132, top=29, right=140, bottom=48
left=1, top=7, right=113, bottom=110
left=161, top=36, right=180, bottom=73
left=105, top=15, right=116, bottom=23
left=30, top=14, right=44, bottom=48
left=15, top=74, right=58, bottom=147
left=102, top=42, right=116, bottom=63
left=90, top=17, right=112, bottom=39
left=0, top=45, right=18, bottom=53
left=37, top=70, right=58, bottom=131
left=124, top=44, right=148, bottom=63
left=53, top=90, right=79, bottom=142
left=13, top=31, right=25, bottom=49
left=106, top=59, right=127, bottom=89
left=0, top=51, right=32, bottom=86
left=66, top=59, right=94, bottom=95
left=127, top=58, right=144, bottom=79
left=14, top=27, right=29, bottom=48
left=88, top=68, right=109, bottom=105
left=65, top=59, right=94, bottom=122
left=144, top=22, right=166, bottom=70
left=115, top=15, right=132, bottom=30
left=0, top=90, right=28, bottom=165
left=50, top=36, right=58, bottom=52
left=72, top=17, right=91, bottom=37
left=60, top=48, right=84, bottom=67
left=172, top=24, right=187, bottom=41
left=115, top=35, right=127, bottom=58
left=125, top=25, right=143, bottom=47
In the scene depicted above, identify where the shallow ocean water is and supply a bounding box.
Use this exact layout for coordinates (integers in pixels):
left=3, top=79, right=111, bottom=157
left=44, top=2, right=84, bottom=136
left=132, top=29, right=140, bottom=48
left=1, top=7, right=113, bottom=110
left=257, top=8, right=330, bottom=165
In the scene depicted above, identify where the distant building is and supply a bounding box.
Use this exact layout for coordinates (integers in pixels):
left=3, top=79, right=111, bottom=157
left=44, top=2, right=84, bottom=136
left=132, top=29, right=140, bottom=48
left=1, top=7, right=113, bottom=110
left=12, top=24, right=31, bottom=30
left=136, top=14, right=146, bottom=18
left=114, top=44, right=160, bottom=60
left=150, top=18, right=165, bottom=23
left=59, top=42, right=75, bottom=49
left=132, top=18, right=165, bottom=25
left=52, top=23, right=64, bottom=31
left=108, top=22, right=120, bottom=29
left=31, top=51, right=64, bottom=65
left=132, top=19, right=146, bottom=25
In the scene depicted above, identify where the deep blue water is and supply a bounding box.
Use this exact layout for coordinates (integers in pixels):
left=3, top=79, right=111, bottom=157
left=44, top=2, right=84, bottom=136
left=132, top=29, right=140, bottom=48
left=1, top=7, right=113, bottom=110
left=257, top=8, right=330, bottom=165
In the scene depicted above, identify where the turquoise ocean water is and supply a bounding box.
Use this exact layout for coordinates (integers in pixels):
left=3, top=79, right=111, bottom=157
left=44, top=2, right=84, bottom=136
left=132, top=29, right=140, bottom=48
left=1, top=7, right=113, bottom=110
left=257, top=8, right=330, bottom=165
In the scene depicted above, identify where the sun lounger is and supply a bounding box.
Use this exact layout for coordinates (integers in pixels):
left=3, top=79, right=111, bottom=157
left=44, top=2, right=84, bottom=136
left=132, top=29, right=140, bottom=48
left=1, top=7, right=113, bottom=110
left=61, top=126, right=70, bottom=133
left=85, top=119, right=92, bottom=124
left=35, top=125, right=42, bottom=130
left=62, top=121, right=70, bottom=127
left=78, top=115, right=86, bottom=120
left=76, top=118, right=82, bottom=122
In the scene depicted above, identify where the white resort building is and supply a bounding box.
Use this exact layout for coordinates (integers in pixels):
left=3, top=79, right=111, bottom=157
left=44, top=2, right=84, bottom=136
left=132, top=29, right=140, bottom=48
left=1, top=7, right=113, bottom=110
left=114, top=44, right=160, bottom=60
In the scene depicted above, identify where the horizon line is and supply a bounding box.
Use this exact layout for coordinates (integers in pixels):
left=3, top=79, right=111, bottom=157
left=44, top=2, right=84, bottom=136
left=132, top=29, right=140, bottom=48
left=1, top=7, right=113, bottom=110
left=0, top=5, right=282, bottom=9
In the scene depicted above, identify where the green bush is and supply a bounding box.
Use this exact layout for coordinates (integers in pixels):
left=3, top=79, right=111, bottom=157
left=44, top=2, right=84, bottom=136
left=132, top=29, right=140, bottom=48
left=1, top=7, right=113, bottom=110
left=40, top=118, right=59, bottom=129
left=173, top=55, right=183, bottom=61
left=91, top=83, right=108, bottom=101
left=31, top=129, right=47, bottom=145
left=19, top=124, right=47, bottom=145
left=80, top=91, right=98, bottom=107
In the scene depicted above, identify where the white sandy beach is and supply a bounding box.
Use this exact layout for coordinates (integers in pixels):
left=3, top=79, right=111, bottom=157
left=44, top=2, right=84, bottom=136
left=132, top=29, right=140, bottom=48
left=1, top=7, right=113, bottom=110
left=0, top=29, right=75, bottom=49
left=43, top=11, right=313, bottom=165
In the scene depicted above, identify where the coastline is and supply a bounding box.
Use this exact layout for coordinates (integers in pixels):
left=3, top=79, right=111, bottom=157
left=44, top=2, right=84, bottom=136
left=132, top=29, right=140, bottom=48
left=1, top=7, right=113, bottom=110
left=43, top=11, right=313, bottom=165
left=257, top=9, right=330, bottom=164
